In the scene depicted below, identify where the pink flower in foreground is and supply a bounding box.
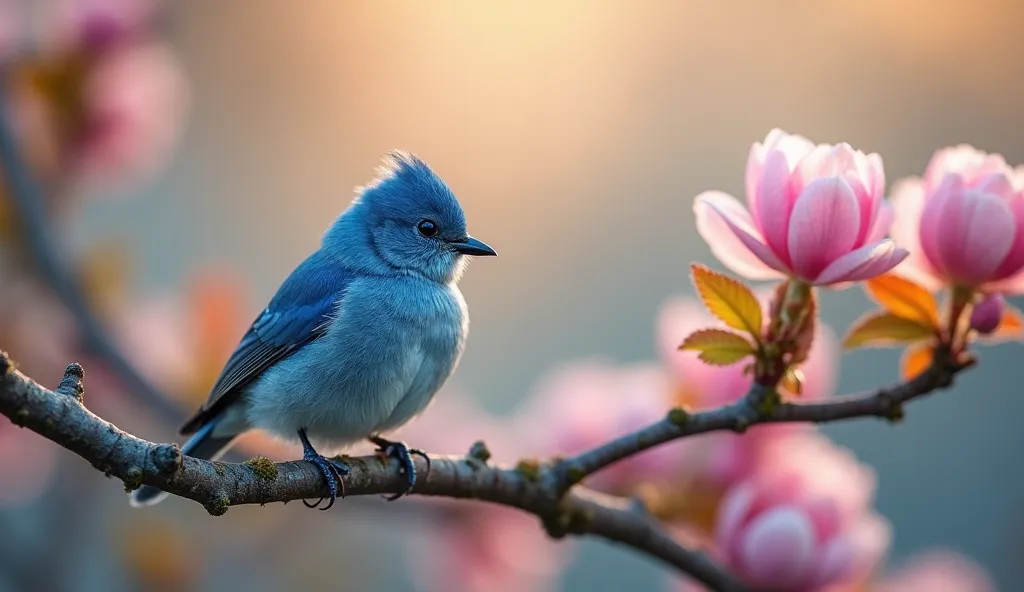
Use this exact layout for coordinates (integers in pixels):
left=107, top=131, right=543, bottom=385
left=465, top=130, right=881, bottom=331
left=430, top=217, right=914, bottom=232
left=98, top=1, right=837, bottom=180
left=715, top=432, right=891, bottom=591
left=398, top=392, right=567, bottom=592
left=890, top=145, right=1024, bottom=292
left=695, top=129, right=907, bottom=286
left=871, top=550, right=994, bottom=592
left=516, top=360, right=684, bottom=493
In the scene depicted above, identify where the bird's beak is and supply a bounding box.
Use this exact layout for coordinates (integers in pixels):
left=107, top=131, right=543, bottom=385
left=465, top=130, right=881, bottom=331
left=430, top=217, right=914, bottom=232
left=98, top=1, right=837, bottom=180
left=449, top=236, right=497, bottom=257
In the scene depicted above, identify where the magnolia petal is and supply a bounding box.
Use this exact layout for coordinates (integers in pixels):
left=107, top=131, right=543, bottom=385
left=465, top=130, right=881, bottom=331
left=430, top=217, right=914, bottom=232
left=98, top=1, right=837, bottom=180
left=813, top=240, right=909, bottom=285
left=756, top=149, right=797, bottom=265
left=934, top=188, right=1014, bottom=285
left=974, top=173, right=1016, bottom=200
left=918, top=173, right=962, bottom=278
left=888, top=178, right=944, bottom=290
left=812, top=513, right=893, bottom=588
left=695, top=191, right=788, bottom=280
left=787, top=177, right=862, bottom=281
left=867, top=200, right=894, bottom=243
left=986, top=269, right=1024, bottom=295
left=738, top=506, right=816, bottom=589
left=924, top=145, right=1009, bottom=191
left=715, top=481, right=758, bottom=549
left=990, top=195, right=1024, bottom=282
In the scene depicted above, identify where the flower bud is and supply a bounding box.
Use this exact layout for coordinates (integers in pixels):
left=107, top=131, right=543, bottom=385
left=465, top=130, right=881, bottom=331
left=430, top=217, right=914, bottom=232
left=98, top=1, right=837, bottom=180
left=969, top=293, right=1005, bottom=335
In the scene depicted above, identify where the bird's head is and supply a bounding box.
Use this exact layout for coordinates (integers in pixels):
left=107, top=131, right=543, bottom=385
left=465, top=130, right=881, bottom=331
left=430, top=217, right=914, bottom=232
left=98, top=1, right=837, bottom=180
left=328, top=151, right=496, bottom=283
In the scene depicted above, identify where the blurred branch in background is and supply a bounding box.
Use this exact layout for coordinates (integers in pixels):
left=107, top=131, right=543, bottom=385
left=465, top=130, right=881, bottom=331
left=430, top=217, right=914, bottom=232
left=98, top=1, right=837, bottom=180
left=0, top=73, right=182, bottom=422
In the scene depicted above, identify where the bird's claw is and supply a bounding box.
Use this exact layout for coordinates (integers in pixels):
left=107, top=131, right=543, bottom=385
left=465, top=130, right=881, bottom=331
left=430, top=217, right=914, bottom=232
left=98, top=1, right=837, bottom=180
left=299, top=429, right=349, bottom=510
left=369, top=435, right=430, bottom=501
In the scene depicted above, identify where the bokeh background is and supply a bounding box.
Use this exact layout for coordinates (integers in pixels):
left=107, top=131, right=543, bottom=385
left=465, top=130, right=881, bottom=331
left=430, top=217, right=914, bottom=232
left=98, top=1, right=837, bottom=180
left=2, top=1, right=1023, bottom=590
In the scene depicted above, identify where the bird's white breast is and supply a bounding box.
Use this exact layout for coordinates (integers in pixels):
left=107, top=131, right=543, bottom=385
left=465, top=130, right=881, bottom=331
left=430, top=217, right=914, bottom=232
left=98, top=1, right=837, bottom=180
left=242, top=276, right=468, bottom=451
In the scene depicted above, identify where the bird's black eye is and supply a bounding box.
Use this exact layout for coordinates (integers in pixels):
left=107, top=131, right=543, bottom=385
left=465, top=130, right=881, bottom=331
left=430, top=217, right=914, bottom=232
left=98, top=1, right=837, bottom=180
left=417, top=219, right=439, bottom=237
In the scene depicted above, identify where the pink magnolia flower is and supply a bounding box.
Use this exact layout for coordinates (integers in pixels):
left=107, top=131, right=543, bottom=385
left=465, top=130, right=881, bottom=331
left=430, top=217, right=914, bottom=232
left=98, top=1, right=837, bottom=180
left=694, top=129, right=907, bottom=286
left=714, top=432, right=891, bottom=591
left=871, top=550, right=994, bottom=592
left=516, top=360, right=685, bottom=493
left=397, top=392, right=568, bottom=592
left=890, top=145, right=1024, bottom=292
left=656, top=296, right=839, bottom=489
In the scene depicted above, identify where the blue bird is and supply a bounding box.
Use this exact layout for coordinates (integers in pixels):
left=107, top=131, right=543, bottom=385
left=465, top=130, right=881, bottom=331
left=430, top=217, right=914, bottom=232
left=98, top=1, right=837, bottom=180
left=130, top=151, right=496, bottom=509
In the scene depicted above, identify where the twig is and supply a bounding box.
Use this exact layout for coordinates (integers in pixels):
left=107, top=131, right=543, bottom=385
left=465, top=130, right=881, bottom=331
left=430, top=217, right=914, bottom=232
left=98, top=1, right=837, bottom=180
left=0, top=73, right=183, bottom=422
left=556, top=350, right=973, bottom=490
left=0, top=353, right=747, bottom=592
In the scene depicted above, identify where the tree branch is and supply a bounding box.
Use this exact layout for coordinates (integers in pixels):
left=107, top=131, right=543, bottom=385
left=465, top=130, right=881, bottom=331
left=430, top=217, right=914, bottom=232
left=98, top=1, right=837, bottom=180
left=557, top=349, right=974, bottom=490
left=0, top=352, right=748, bottom=592
left=0, top=75, right=183, bottom=422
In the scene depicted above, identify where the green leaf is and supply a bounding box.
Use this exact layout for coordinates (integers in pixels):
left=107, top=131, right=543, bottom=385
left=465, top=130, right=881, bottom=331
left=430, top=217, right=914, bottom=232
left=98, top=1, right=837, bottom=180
left=843, top=312, right=936, bottom=349
left=690, top=264, right=763, bottom=340
left=680, top=328, right=756, bottom=366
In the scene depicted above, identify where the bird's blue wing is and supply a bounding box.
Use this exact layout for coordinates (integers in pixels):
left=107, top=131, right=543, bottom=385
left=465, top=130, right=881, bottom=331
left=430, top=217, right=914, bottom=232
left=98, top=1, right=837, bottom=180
left=179, top=251, right=352, bottom=435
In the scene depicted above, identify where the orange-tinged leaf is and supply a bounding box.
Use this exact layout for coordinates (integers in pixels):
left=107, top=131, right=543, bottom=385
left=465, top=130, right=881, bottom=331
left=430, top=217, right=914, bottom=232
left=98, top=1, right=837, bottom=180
left=901, top=344, right=934, bottom=380
left=865, top=274, right=940, bottom=328
left=690, top=264, right=763, bottom=339
left=781, top=367, right=805, bottom=396
left=680, top=328, right=755, bottom=366
left=187, top=271, right=249, bottom=398
left=843, top=312, right=936, bottom=349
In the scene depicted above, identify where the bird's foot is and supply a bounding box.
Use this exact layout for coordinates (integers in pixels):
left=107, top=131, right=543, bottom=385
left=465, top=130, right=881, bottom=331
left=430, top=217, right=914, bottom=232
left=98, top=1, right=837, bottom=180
left=299, top=429, right=349, bottom=511
left=369, top=435, right=430, bottom=501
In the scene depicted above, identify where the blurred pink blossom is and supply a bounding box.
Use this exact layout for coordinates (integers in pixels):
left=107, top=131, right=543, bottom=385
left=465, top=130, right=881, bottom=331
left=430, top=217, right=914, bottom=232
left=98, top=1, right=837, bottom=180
left=694, top=129, right=907, bottom=286
left=73, top=42, right=189, bottom=190
left=409, top=503, right=566, bottom=592
left=113, top=295, right=193, bottom=393
left=714, top=432, right=891, bottom=591
left=890, top=145, right=1024, bottom=292
left=515, top=360, right=685, bottom=493
left=2, top=0, right=187, bottom=191
left=398, top=391, right=568, bottom=592
left=46, top=0, right=160, bottom=52
left=871, top=550, right=994, bottom=592
left=0, top=420, right=59, bottom=506
left=0, top=0, right=19, bottom=60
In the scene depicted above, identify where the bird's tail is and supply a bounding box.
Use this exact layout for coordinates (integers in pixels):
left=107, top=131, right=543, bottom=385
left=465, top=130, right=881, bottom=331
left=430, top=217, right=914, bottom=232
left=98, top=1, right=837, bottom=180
left=129, top=414, right=238, bottom=508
